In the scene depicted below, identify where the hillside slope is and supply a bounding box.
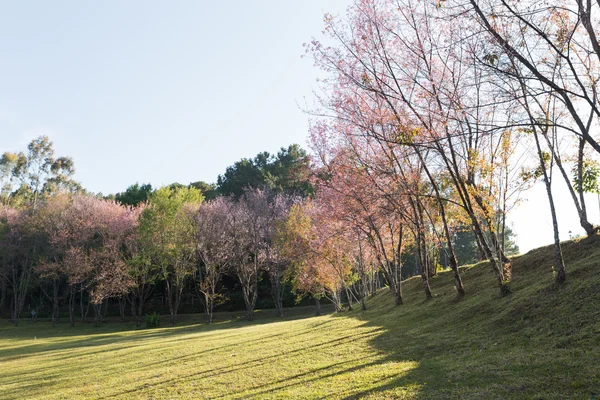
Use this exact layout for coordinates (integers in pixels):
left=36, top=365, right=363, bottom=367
left=341, top=233, right=600, bottom=398
left=0, top=235, right=598, bottom=399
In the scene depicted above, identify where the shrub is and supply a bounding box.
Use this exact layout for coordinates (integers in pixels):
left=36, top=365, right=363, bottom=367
left=145, top=312, right=160, bottom=328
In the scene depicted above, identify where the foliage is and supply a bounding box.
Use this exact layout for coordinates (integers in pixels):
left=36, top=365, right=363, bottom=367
left=572, top=160, right=600, bottom=195
left=145, top=311, right=161, bottom=328
left=0, top=136, right=81, bottom=207
left=217, top=144, right=312, bottom=197
left=115, top=183, right=153, bottom=206
left=188, top=181, right=218, bottom=200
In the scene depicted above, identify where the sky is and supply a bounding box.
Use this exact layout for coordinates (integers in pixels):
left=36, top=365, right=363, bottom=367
left=0, top=1, right=351, bottom=192
left=0, top=1, right=597, bottom=254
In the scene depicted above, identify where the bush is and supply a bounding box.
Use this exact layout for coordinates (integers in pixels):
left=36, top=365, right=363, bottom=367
left=145, top=312, right=160, bottom=328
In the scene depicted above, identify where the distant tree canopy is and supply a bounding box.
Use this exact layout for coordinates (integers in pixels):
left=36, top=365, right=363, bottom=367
left=0, top=136, right=81, bottom=207
left=189, top=181, right=218, bottom=200
left=113, top=144, right=311, bottom=205
left=216, top=144, right=312, bottom=197
left=115, top=183, right=153, bottom=206
left=453, top=225, right=520, bottom=266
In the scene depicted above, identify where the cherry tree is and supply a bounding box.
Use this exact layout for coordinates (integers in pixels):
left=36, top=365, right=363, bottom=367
left=306, top=0, right=525, bottom=295
left=194, top=197, right=232, bottom=323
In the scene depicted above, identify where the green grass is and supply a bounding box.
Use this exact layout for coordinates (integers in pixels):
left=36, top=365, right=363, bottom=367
left=1, top=235, right=599, bottom=399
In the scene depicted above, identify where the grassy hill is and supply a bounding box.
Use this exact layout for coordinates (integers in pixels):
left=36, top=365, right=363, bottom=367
left=0, top=235, right=599, bottom=399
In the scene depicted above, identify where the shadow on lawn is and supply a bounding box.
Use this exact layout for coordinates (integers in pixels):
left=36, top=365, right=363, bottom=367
left=97, top=330, right=384, bottom=400
left=2, top=236, right=599, bottom=399
left=324, top=235, right=600, bottom=399
left=0, top=305, right=331, bottom=359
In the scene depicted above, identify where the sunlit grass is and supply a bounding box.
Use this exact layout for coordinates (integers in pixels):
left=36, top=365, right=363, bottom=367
left=0, top=309, right=417, bottom=399
left=1, top=234, right=599, bottom=399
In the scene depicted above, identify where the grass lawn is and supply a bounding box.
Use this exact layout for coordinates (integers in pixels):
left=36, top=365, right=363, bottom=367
left=1, top=235, right=599, bottom=399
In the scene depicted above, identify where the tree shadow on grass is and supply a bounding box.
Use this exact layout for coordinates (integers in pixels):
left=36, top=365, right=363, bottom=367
left=320, top=237, right=600, bottom=399
left=3, top=238, right=600, bottom=399
left=0, top=305, right=331, bottom=361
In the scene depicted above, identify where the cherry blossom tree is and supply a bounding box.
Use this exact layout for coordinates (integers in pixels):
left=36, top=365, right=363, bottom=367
left=194, top=197, right=232, bottom=323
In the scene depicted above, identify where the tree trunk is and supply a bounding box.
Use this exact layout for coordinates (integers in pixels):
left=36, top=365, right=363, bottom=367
left=239, top=274, right=258, bottom=322
left=93, top=303, right=103, bottom=327
left=380, top=265, right=402, bottom=305
left=102, top=298, right=108, bottom=320
left=80, top=285, right=85, bottom=322
left=165, top=278, right=177, bottom=325
left=85, top=295, right=91, bottom=322
left=533, top=128, right=567, bottom=284
left=11, top=289, right=19, bottom=327
left=0, top=279, right=6, bottom=319
left=418, top=143, right=465, bottom=294
left=69, top=285, right=76, bottom=327
left=314, top=297, right=322, bottom=316
left=360, top=292, right=367, bottom=311
left=270, top=272, right=284, bottom=318
left=51, top=279, right=59, bottom=328
left=137, top=298, right=144, bottom=328
left=204, top=292, right=214, bottom=323
left=128, top=294, right=137, bottom=324
left=416, top=234, right=433, bottom=300
left=344, top=283, right=353, bottom=311
left=548, top=136, right=596, bottom=236
left=118, top=295, right=126, bottom=322
left=11, top=260, right=30, bottom=327
left=332, top=290, right=343, bottom=312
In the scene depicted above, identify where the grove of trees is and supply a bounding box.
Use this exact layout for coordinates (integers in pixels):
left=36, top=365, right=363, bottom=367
left=2, top=0, right=599, bottom=328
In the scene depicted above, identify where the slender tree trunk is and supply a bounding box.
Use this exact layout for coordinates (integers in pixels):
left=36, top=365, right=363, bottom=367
left=533, top=129, right=567, bottom=283
left=242, top=285, right=257, bottom=321
left=314, top=297, right=322, bottom=316
left=128, top=294, right=136, bottom=320
left=11, top=260, right=30, bottom=327
left=576, top=139, right=595, bottom=235
left=94, top=303, right=103, bottom=327
left=545, top=135, right=595, bottom=236
left=421, top=159, right=465, bottom=295
left=515, top=69, right=568, bottom=284
left=380, top=264, right=402, bottom=305
left=393, top=281, right=403, bottom=305
left=360, top=281, right=367, bottom=311
left=80, top=285, right=85, bottom=322
left=0, top=279, right=6, bottom=319
left=204, top=292, right=214, bottom=323
left=165, top=278, right=178, bottom=325
left=172, top=285, right=184, bottom=326
left=269, top=272, right=284, bottom=318
left=118, top=295, right=126, bottom=322
left=344, top=283, right=353, bottom=311
left=417, top=234, right=433, bottom=300
left=239, top=271, right=258, bottom=321
left=102, top=298, right=108, bottom=320
left=51, top=279, right=59, bottom=328
left=137, top=299, right=144, bottom=328
left=11, top=288, right=19, bottom=327
left=421, top=270, right=433, bottom=300
left=85, top=295, right=91, bottom=322
left=332, top=290, right=343, bottom=312
left=69, top=285, right=76, bottom=327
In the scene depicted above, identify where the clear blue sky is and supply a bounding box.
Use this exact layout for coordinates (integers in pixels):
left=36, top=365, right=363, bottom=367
left=0, top=1, right=597, bottom=253
left=0, top=0, right=351, bottom=194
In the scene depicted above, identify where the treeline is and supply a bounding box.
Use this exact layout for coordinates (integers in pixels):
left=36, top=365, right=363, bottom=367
left=0, top=134, right=518, bottom=328
left=0, top=141, right=322, bottom=326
